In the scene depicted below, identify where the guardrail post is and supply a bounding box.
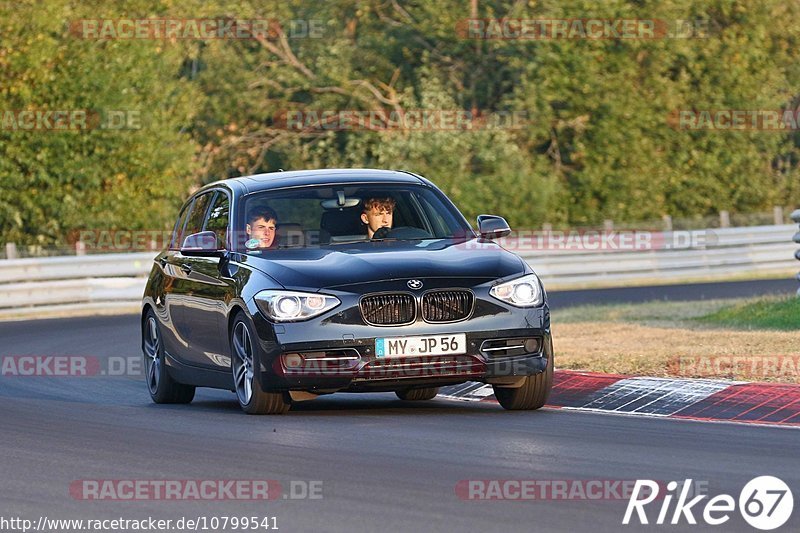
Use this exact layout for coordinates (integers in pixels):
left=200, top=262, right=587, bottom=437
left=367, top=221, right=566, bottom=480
left=792, top=209, right=800, bottom=296
left=774, top=206, right=784, bottom=225
left=662, top=215, right=673, bottom=231
left=719, top=210, right=730, bottom=228
left=75, top=241, right=86, bottom=256
left=5, top=243, right=17, bottom=260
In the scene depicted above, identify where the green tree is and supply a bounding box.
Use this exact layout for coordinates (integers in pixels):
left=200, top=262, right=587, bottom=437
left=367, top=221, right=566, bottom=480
left=0, top=0, right=199, bottom=246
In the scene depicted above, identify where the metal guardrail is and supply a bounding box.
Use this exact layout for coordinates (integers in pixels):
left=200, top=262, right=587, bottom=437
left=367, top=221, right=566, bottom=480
left=792, top=210, right=800, bottom=296
left=0, top=224, right=797, bottom=315
left=0, top=252, right=155, bottom=317
left=0, top=252, right=155, bottom=284
left=519, top=225, right=799, bottom=287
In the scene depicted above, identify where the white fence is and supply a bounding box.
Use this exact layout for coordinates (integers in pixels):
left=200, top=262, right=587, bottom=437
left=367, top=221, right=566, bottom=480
left=0, top=224, right=797, bottom=315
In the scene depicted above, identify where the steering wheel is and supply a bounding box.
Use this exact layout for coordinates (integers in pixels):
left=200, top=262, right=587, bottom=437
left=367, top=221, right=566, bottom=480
left=372, top=227, right=392, bottom=240
left=384, top=226, right=433, bottom=239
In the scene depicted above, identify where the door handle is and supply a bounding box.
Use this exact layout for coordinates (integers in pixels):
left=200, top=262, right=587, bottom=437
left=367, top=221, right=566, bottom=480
left=180, top=263, right=193, bottom=275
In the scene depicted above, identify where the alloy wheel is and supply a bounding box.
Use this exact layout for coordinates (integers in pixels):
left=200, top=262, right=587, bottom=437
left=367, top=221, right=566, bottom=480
left=232, top=321, right=255, bottom=406
left=143, top=316, right=161, bottom=395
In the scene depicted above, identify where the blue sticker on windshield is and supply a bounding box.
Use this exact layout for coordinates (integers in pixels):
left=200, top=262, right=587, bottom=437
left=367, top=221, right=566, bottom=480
left=245, top=238, right=260, bottom=250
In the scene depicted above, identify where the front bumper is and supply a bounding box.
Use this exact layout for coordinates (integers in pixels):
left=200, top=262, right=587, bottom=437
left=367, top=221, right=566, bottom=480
left=247, top=287, right=552, bottom=393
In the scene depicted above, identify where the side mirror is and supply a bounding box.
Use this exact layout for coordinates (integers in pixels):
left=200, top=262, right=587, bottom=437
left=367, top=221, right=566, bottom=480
left=181, top=231, right=225, bottom=257
left=477, top=215, right=511, bottom=239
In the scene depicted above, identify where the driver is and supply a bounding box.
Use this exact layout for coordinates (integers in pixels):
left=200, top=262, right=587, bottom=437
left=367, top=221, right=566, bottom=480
left=360, top=197, right=395, bottom=239
left=245, top=207, right=278, bottom=249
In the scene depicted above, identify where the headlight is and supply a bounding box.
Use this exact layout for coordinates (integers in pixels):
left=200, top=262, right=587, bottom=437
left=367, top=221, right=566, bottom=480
left=254, top=290, right=340, bottom=322
left=490, top=273, right=544, bottom=307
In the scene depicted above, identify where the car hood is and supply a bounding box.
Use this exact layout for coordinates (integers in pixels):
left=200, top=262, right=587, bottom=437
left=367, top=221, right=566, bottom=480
left=241, top=239, right=526, bottom=290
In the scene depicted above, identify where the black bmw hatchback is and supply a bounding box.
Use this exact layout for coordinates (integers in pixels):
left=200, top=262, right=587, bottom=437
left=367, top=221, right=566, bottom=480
left=142, top=169, right=553, bottom=414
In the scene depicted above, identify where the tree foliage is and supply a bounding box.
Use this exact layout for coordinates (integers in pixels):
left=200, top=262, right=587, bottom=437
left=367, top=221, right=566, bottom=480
left=2, top=0, right=800, bottom=245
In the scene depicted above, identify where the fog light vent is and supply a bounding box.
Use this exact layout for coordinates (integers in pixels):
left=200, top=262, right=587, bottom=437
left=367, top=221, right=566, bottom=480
left=480, top=337, right=541, bottom=358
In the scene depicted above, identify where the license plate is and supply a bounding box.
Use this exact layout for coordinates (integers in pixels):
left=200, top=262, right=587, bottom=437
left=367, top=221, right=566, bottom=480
left=375, top=333, right=467, bottom=358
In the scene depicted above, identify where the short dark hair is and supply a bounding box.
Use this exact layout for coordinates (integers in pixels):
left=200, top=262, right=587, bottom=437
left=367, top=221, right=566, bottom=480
left=248, top=207, right=278, bottom=225
left=362, top=197, right=396, bottom=213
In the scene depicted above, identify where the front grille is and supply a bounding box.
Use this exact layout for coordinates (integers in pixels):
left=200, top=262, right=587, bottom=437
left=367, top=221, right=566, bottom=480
left=360, top=293, right=416, bottom=325
left=422, top=290, right=474, bottom=323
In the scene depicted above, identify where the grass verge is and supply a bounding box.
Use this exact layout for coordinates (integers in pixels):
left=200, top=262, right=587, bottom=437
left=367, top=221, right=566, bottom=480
left=697, top=296, right=800, bottom=330
left=551, top=296, right=800, bottom=383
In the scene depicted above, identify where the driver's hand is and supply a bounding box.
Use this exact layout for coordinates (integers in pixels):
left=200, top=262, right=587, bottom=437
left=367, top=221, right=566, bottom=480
left=372, top=227, right=391, bottom=240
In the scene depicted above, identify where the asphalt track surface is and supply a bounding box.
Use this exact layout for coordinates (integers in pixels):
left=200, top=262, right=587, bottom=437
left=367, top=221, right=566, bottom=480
left=1, top=312, right=798, bottom=533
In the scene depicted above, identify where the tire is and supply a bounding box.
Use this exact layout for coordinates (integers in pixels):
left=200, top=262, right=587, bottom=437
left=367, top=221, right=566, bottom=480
left=142, top=309, right=195, bottom=404
left=395, top=387, right=439, bottom=401
left=492, top=349, right=553, bottom=411
left=230, top=312, right=291, bottom=415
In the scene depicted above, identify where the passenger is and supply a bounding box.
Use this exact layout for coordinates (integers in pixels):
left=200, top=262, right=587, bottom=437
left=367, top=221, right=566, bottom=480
left=360, top=197, right=395, bottom=239
left=245, top=207, right=278, bottom=249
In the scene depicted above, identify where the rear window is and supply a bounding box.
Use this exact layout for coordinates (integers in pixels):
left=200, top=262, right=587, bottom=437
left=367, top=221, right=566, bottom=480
left=169, top=202, right=192, bottom=250
left=204, top=192, right=230, bottom=247
left=170, top=192, right=214, bottom=250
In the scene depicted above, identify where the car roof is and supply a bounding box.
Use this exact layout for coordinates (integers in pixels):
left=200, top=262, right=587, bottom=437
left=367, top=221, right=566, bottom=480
left=205, top=169, right=426, bottom=195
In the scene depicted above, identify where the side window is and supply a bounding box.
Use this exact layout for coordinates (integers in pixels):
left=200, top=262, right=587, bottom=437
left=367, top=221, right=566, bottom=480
left=204, top=191, right=230, bottom=248
left=169, top=201, right=193, bottom=250
left=182, top=192, right=214, bottom=242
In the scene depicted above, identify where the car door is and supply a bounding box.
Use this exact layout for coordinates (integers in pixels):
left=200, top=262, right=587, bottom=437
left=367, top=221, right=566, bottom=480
left=157, top=196, right=195, bottom=364
left=171, top=190, right=234, bottom=369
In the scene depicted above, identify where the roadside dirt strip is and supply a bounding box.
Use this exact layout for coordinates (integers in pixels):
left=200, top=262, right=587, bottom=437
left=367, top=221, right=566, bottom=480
left=440, top=371, right=800, bottom=427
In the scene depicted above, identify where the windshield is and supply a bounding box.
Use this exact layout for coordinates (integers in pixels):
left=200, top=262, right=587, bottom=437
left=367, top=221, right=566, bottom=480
left=237, top=184, right=473, bottom=252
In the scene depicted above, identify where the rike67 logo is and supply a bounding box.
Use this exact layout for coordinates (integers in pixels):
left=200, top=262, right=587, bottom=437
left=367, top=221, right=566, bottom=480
left=623, top=476, right=793, bottom=530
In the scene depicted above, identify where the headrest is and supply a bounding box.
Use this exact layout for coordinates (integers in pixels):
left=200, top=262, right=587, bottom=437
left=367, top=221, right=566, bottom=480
left=320, top=208, right=363, bottom=236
